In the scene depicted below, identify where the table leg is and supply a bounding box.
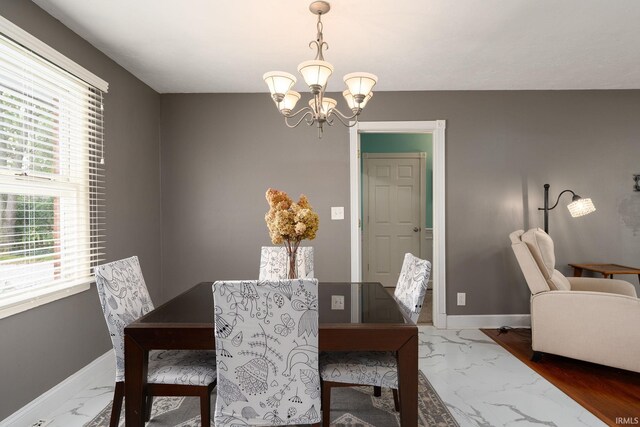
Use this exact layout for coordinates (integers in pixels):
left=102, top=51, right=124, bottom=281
left=397, top=333, right=418, bottom=427
left=602, top=273, right=610, bottom=279
left=573, top=267, right=583, bottom=277
left=125, top=334, right=148, bottom=427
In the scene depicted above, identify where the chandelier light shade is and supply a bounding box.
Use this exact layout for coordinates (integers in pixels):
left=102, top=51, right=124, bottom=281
left=278, top=91, right=301, bottom=114
left=263, top=71, right=297, bottom=102
left=263, top=1, right=378, bottom=138
left=309, top=97, right=337, bottom=117
left=343, top=90, right=373, bottom=110
left=298, top=60, right=334, bottom=91
left=344, top=72, right=378, bottom=100
left=538, top=183, right=596, bottom=234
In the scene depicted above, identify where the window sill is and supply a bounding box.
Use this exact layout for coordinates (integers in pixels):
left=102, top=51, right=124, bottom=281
left=0, top=280, right=91, bottom=320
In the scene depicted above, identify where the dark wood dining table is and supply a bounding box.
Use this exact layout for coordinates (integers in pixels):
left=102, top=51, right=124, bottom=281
left=124, top=282, right=419, bottom=426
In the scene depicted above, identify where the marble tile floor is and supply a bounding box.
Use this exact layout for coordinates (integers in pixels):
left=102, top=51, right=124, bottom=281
left=41, top=326, right=605, bottom=427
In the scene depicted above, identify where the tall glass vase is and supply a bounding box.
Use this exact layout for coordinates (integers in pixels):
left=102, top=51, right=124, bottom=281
left=286, top=240, right=300, bottom=279
left=287, top=249, right=297, bottom=279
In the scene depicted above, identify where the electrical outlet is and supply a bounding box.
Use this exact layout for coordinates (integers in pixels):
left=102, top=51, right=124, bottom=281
left=32, top=420, right=50, bottom=427
left=331, top=295, right=345, bottom=310
left=457, top=292, right=466, bottom=306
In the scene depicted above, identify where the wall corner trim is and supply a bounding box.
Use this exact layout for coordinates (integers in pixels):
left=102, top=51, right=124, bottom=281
left=0, top=351, right=113, bottom=427
left=445, top=314, right=531, bottom=329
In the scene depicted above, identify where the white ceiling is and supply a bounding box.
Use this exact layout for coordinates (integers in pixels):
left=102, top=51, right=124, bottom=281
left=32, top=0, right=640, bottom=93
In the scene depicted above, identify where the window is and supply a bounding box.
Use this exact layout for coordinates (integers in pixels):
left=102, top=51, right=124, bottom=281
left=0, top=18, right=107, bottom=318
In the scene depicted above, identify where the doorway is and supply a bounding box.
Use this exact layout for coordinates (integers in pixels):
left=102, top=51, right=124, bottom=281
left=350, top=120, right=446, bottom=328
left=362, top=152, right=428, bottom=287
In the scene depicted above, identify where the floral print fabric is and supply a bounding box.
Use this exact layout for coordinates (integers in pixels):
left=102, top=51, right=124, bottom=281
left=212, top=279, right=321, bottom=426
left=259, top=246, right=315, bottom=280
left=319, top=351, right=398, bottom=388
left=393, top=253, right=432, bottom=324
left=94, top=256, right=216, bottom=385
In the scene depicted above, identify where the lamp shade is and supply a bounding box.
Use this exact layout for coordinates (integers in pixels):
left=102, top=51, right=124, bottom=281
left=263, top=71, right=297, bottom=99
left=343, top=90, right=373, bottom=110
left=309, top=97, right=337, bottom=116
left=298, top=60, right=334, bottom=88
left=343, top=72, right=378, bottom=99
left=360, top=92, right=373, bottom=108
left=567, top=198, right=596, bottom=217
left=278, top=91, right=301, bottom=113
left=342, top=90, right=356, bottom=110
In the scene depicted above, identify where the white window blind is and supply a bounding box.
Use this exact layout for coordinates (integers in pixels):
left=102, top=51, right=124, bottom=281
left=0, top=28, right=106, bottom=317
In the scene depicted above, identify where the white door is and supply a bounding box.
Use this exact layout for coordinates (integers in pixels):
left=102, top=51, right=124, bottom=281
left=363, top=153, right=425, bottom=288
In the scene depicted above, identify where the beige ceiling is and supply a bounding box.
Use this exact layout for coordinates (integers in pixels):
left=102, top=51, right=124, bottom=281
left=32, top=0, right=640, bottom=93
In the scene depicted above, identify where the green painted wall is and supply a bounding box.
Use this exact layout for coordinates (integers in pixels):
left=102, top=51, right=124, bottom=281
left=361, top=133, right=433, bottom=228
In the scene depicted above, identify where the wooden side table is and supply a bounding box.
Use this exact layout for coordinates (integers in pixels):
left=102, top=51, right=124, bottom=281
left=569, top=263, right=640, bottom=281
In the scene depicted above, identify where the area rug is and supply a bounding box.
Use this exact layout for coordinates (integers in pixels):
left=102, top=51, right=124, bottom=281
left=482, top=328, right=640, bottom=427
left=85, top=371, right=458, bottom=426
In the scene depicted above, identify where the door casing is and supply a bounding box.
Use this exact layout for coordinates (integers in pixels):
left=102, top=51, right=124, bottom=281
left=349, top=120, right=447, bottom=328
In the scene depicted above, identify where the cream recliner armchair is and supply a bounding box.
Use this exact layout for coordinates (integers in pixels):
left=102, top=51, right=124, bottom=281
left=510, top=228, right=640, bottom=373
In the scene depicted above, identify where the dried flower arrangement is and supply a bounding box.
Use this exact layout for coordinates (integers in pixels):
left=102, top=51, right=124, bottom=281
left=265, top=188, right=320, bottom=279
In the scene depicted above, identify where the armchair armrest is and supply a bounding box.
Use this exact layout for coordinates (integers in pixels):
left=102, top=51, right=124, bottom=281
left=567, top=276, right=637, bottom=297
left=531, top=290, right=640, bottom=372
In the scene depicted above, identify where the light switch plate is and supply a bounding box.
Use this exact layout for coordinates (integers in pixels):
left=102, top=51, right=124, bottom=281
left=331, top=206, right=344, bottom=220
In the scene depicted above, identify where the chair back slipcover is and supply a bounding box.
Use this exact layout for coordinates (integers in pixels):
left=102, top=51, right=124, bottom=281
left=393, top=253, right=432, bottom=324
left=212, top=279, right=321, bottom=426
left=259, top=246, right=314, bottom=280
left=510, top=228, right=571, bottom=293
left=95, top=256, right=154, bottom=382
left=96, top=257, right=217, bottom=388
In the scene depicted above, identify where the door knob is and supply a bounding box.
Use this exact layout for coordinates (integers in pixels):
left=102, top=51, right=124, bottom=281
left=413, top=227, right=420, bottom=232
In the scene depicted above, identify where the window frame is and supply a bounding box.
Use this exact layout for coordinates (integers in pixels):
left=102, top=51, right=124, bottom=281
left=0, top=15, right=107, bottom=319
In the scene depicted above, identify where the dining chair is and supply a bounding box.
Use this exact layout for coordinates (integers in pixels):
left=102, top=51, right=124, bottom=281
left=95, top=256, right=217, bottom=427
left=259, top=246, right=315, bottom=279
left=212, top=279, right=321, bottom=426
left=319, top=253, right=431, bottom=426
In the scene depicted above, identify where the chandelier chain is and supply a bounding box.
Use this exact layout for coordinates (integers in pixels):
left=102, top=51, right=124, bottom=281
left=309, top=13, right=329, bottom=61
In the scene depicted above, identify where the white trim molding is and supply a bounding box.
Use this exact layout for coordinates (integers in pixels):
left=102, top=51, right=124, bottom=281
left=0, top=282, right=90, bottom=320
left=349, top=120, right=447, bottom=328
left=446, top=314, right=531, bottom=329
left=0, top=15, right=109, bottom=92
left=0, top=351, right=113, bottom=427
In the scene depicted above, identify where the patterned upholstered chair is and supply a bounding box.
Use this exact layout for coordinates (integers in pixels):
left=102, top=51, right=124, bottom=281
left=95, top=256, right=217, bottom=427
left=392, top=253, right=432, bottom=324
left=319, top=253, right=431, bottom=425
left=259, top=246, right=315, bottom=280
left=212, top=279, right=321, bottom=426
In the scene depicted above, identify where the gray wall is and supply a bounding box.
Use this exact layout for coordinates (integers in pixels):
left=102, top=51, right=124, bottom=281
left=0, top=1, right=161, bottom=419
left=161, top=91, right=640, bottom=315
left=2, top=2, right=640, bottom=418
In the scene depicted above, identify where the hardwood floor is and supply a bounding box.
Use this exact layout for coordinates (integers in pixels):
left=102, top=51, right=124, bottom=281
left=482, top=328, right=640, bottom=427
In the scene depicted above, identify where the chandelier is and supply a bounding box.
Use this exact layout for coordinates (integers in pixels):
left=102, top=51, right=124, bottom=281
left=263, top=1, right=378, bottom=138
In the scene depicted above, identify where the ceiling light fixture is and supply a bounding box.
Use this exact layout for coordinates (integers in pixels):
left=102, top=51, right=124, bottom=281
left=263, top=1, right=378, bottom=138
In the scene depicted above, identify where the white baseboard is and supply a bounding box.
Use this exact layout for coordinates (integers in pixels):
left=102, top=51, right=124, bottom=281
left=0, top=351, right=113, bottom=427
left=446, top=314, right=531, bottom=329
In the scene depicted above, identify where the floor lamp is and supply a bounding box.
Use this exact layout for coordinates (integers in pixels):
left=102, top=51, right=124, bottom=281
left=538, top=183, right=596, bottom=234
